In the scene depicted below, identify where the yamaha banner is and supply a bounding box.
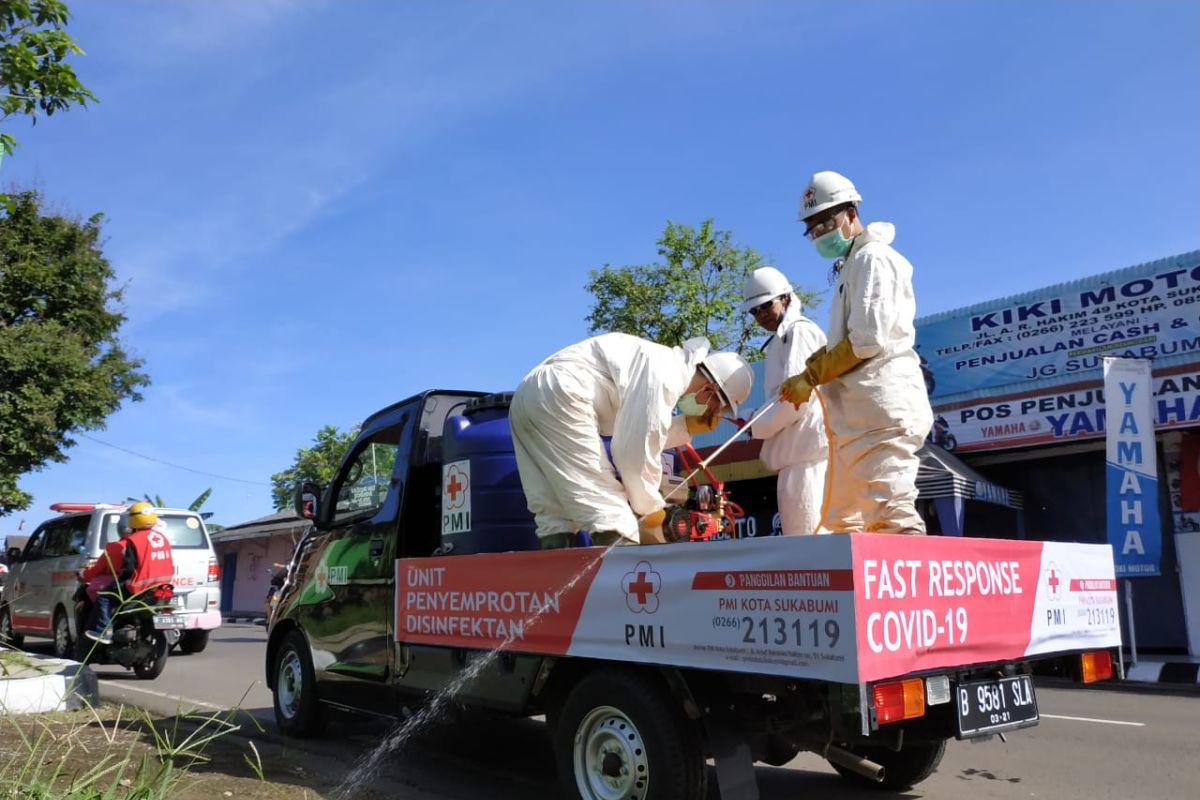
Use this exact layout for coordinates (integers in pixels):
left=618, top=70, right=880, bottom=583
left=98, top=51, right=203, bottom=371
left=1104, top=357, right=1162, bottom=577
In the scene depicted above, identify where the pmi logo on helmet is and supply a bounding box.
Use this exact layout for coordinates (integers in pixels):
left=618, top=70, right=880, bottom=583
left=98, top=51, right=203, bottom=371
left=802, top=186, right=817, bottom=208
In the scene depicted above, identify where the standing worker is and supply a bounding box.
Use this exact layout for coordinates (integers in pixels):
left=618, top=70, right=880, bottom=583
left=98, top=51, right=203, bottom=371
left=780, top=171, right=932, bottom=534
left=743, top=267, right=829, bottom=534
left=510, top=333, right=753, bottom=548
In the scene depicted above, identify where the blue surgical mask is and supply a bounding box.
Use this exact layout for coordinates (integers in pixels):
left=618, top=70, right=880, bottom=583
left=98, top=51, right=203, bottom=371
left=814, top=228, right=853, bottom=260
left=676, top=392, right=708, bottom=417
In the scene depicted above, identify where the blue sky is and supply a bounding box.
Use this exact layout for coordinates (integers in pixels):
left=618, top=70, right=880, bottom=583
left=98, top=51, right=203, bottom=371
left=2, top=0, right=1198, bottom=535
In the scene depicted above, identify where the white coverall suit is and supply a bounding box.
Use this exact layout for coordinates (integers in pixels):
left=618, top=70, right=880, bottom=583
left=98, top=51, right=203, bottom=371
left=509, top=332, right=705, bottom=543
left=751, top=298, right=829, bottom=535
left=823, top=222, right=933, bottom=532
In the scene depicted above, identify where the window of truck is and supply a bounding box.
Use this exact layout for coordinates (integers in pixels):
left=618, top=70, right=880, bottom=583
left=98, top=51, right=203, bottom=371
left=101, top=513, right=210, bottom=549
left=330, top=427, right=402, bottom=524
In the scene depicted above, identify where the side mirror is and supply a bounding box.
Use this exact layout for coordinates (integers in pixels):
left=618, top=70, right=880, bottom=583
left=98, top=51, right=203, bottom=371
left=6, top=547, right=21, bottom=563
left=295, top=481, right=322, bottom=522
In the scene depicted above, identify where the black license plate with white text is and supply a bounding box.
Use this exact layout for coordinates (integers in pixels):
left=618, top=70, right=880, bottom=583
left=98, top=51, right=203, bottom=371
left=956, top=675, right=1039, bottom=737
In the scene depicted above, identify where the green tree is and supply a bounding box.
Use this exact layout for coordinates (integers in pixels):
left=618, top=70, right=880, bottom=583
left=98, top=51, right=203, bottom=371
left=1, top=0, right=97, bottom=160
left=0, top=189, right=148, bottom=515
left=585, top=219, right=820, bottom=360
left=270, top=425, right=356, bottom=511
left=125, top=488, right=212, bottom=512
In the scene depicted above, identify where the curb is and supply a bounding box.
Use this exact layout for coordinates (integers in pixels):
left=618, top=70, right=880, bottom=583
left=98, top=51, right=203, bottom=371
left=0, top=648, right=99, bottom=714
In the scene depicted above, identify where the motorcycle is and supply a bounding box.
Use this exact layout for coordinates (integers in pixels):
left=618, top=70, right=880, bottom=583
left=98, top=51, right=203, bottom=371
left=73, top=580, right=179, bottom=679
left=928, top=415, right=957, bottom=451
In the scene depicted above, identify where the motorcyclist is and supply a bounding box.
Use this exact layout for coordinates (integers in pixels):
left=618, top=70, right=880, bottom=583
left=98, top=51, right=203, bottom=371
left=510, top=333, right=753, bottom=548
left=780, top=171, right=933, bottom=534
left=78, top=502, right=174, bottom=643
left=742, top=267, right=829, bottom=534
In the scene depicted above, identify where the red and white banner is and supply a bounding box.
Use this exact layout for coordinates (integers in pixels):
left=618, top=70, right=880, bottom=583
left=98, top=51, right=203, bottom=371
left=395, top=534, right=1121, bottom=684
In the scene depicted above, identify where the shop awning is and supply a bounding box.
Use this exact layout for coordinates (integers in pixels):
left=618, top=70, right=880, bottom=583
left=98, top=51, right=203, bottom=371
left=917, top=445, right=1023, bottom=510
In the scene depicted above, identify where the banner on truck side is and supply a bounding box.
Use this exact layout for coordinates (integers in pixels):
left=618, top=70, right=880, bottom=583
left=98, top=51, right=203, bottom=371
left=1104, top=357, right=1163, bottom=577
left=394, top=535, right=1121, bottom=684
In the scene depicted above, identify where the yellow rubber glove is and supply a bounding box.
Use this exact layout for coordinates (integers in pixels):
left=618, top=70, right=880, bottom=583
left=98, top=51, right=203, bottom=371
left=802, top=339, right=865, bottom=385
left=638, top=509, right=667, bottom=544
left=685, top=411, right=720, bottom=435
left=778, top=375, right=814, bottom=409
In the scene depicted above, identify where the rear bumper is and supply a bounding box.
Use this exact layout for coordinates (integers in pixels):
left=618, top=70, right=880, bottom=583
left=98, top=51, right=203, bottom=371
left=178, top=609, right=222, bottom=631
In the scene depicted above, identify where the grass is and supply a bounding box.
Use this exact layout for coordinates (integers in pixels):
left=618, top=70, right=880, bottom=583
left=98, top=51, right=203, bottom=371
left=0, top=700, right=265, bottom=800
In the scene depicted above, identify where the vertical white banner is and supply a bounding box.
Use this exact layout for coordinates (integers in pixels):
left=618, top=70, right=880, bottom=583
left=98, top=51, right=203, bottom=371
left=1104, top=357, right=1162, bottom=577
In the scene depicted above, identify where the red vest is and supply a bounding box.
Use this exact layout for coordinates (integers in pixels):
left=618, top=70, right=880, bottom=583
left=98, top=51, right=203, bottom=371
left=124, top=527, right=175, bottom=595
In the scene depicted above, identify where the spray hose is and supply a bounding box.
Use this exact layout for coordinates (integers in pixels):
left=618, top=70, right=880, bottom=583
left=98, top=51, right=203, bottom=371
left=662, top=400, right=777, bottom=504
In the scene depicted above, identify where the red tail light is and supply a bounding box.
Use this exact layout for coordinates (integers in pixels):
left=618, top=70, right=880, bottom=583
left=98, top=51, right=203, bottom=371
left=208, top=557, right=220, bottom=583
left=872, top=678, right=926, bottom=724
left=152, top=586, right=174, bottom=600
left=1081, top=650, right=1113, bottom=683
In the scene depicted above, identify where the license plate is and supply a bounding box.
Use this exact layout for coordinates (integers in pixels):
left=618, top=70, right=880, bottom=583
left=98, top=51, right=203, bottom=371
left=956, top=675, right=1039, bottom=737
left=153, top=614, right=184, bottom=629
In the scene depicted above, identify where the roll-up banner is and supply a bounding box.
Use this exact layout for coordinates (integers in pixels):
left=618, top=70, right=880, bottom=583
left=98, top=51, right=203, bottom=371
left=1104, top=357, right=1162, bottom=577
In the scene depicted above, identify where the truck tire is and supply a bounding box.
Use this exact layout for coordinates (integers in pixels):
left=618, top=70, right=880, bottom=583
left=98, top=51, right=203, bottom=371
left=273, top=629, right=325, bottom=737
left=554, top=668, right=707, bottom=800
left=179, top=630, right=210, bottom=654
left=830, top=739, right=947, bottom=791
left=51, top=607, right=74, bottom=660
left=133, top=632, right=170, bottom=679
left=0, top=606, right=23, bottom=648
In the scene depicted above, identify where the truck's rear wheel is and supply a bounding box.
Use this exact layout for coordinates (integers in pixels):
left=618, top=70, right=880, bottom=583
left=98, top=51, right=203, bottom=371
left=273, top=629, right=325, bottom=737
left=554, top=668, right=706, bottom=800
left=830, top=739, right=947, bottom=791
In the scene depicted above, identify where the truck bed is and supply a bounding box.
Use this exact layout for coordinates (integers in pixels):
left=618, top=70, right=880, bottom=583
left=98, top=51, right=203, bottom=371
left=394, top=533, right=1120, bottom=684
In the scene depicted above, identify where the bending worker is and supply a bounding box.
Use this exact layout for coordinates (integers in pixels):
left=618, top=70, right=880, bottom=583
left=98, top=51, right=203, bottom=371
left=510, top=332, right=753, bottom=548
left=743, top=267, right=829, bottom=534
left=780, top=171, right=932, bottom=534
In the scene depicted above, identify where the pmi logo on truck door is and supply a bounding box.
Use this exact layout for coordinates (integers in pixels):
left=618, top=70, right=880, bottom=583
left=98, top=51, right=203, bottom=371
left=442, top=460, right=472, bottom=535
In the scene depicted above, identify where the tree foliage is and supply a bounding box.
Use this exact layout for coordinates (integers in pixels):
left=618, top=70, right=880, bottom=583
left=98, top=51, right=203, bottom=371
left=126, top=488, right=212, bottom=513
left=270, top=425, right=356, bottom=511
left=0, top=189, right=148, bottom=515
left=0, top=0, right=96, bottom=158
left=585, top=219, right=821, bottom=360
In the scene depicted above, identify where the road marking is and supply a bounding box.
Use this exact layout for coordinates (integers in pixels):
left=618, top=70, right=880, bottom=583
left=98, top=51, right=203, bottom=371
left=1040, top=713, right=1145, bottom=727
left=98, top=679, right=225, bottom=711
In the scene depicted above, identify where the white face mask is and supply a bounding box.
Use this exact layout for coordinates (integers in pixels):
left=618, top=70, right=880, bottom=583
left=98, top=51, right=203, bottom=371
left=676, top=392, right=709, bottom=417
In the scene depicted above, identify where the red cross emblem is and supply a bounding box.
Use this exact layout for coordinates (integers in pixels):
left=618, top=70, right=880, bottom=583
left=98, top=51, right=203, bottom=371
left=1045, top=563, right=1062, bottom=600
left=802, top=186, right=816, bottom=207
left=622, top=560, right=662, bottom=614
left=444, top=465, right=468, bottom=509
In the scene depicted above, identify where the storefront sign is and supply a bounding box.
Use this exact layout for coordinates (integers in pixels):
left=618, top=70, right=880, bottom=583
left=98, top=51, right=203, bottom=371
left=1104, top=358, right=1162, bottom=577
left=932, top=365, right=1200, bottom=452
left=917, top=253, right=1200, bottom=398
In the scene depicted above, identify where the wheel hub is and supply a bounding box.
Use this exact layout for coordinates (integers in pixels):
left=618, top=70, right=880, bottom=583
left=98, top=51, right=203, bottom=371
left=574, top=706, right=649, bottom=800
left=278, top=651, right=302, bottom=719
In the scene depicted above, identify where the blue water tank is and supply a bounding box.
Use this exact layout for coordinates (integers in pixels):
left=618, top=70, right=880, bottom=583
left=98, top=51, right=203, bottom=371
left=440, top=393, right=540, bottom=554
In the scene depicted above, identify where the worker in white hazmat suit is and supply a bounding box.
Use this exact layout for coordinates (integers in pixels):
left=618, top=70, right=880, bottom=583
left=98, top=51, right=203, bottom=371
left=743, top=267, right=829, bottom=534
left=510, top=333, right=753, bottom=548
left=779, top=171, right=932, bottom=533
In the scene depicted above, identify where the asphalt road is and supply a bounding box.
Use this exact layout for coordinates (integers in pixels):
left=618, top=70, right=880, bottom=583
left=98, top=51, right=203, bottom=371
left=21, top=625, right=1200, bottom=799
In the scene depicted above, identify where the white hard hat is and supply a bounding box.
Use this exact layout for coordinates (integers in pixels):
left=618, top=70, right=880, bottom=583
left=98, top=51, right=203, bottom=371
left=797, top=171, right=862, bottom=222
left=742, top=267, right=793, bottom=312
left=700, top=351, right=753, bottom=416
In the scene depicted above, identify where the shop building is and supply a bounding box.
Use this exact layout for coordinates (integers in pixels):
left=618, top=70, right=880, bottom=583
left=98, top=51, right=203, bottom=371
left=917, top=250, right=1200, bottom=655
